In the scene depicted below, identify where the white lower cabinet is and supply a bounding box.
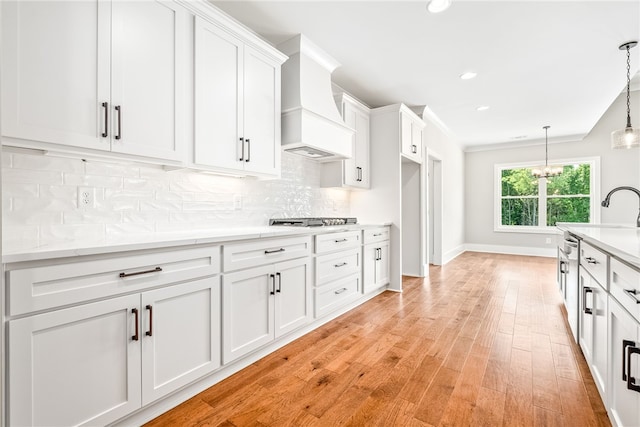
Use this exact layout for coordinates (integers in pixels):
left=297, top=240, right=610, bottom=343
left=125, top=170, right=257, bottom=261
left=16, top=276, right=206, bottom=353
left=579, top=269, right=608, bottom=398
left=608, top=296, right=640, bottom=427
left=222, top=257, right=311, bottom=364
left=363, top=240, right=390, bottom=294
left=8, top=277, right=220, bottom=426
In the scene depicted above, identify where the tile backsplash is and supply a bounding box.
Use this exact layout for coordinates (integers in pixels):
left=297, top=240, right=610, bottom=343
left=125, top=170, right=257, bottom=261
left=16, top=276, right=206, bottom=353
left=2, top=150, right=351, bottom=250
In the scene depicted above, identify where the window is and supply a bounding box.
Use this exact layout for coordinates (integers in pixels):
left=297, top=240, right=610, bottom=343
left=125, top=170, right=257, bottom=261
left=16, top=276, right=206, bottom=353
left=495, top=157, right=600, bottom=233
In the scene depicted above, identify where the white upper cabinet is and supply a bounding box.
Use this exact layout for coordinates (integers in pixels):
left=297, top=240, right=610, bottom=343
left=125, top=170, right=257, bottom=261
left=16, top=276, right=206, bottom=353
left=321, top=93, right=370, bottom=189
left=194, top=17, right=285, bottom=177
left=1, top=0, right=187, bottom=163
left=400, top=109, right=424, bottom=163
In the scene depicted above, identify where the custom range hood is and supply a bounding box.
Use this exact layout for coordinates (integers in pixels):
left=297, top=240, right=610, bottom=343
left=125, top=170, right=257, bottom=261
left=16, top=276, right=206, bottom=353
left=277, top=35, right=354, bottom=161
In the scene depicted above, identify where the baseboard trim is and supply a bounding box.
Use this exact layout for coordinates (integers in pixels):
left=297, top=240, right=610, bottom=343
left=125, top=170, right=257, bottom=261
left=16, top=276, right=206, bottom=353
left=443, top=245, right=466, bottom=264
left=464, top=243, right=555, bottom=258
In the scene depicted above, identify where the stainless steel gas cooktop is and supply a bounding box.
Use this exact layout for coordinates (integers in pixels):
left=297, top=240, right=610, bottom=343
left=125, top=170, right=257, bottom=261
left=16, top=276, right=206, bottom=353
left=269, top=217, right=357, bottom=227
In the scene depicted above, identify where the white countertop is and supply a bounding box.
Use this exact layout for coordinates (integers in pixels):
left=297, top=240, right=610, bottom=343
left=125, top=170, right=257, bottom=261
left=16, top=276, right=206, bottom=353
left=557, top=223, right=640, bottom=268
left=2, top=223, right=391, bottom=264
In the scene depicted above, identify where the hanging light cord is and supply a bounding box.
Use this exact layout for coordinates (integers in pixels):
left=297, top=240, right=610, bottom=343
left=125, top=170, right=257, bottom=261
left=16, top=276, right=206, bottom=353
left=544, top=125, right=550, bottom=168
left=626, top=44, right=632, bottom=128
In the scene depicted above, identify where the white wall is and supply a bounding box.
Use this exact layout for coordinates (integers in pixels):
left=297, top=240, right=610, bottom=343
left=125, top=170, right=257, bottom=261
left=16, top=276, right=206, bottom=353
left=2, top=151, right=350, bottom=251
left=465, top=90, right=640, bottom=252
left=422, top=117, right=466, bottom=263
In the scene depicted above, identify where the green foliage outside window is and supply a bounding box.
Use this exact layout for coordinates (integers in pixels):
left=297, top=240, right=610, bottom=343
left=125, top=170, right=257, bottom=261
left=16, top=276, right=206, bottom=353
left=501, top=163, right=591, bottom=227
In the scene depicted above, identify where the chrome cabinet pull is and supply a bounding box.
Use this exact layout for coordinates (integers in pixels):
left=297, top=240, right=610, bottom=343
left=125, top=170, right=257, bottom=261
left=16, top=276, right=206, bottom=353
left=270, top=274, right=275, bottom=295
left=624, top=289, right=640, bottom=304
left=334, top=262, right=347, bottom=268
left=115, top=105, right=122, bottom=140
left=276, top=272, right=281, bottom=293
left=583, top=286, right=593, bottom=315
left=245, top=138, right=251, bottom=162
left=627, top=345, right=640, bottom=393
left=119, top=267, right=162, bottom=278
left=334, top=287, right=348, bottom=295
left=584, top=256, right=597, bottom=264
left=265, top=248, right=285, bottom=254
left=132, top=308, right=139, bottom=341
left=239, top=137, right=245, bottom=161
left=334, top=238, right=348, bottom=243
left=145, top=305, right=153, bottom=337
left=101, top=102, right=108, bottom=138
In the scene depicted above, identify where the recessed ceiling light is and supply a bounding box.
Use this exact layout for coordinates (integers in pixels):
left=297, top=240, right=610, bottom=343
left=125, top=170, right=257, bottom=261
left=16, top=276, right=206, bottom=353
left=460, top=72, right=477, bottom=80
left=427, top=0, right=452, bottom=14
left=476, top=105, right=490, bottom=111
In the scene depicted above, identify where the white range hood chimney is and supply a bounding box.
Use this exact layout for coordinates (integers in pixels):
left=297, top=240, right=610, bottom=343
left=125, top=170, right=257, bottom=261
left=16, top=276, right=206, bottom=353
left=277, top=35, right=354, bottom=161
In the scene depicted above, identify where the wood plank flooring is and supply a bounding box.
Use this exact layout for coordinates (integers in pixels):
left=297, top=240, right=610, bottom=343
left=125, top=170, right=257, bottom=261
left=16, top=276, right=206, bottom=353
left=145, top=252, right=610, bottom=427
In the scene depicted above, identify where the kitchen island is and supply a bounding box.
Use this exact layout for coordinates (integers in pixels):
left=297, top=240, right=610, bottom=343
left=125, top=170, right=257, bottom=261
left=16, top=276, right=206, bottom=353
left=556, top=222, right=640, bottom=427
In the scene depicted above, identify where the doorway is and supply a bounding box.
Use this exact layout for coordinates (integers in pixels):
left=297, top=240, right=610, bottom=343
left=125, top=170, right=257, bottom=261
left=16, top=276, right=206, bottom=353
left=427, top=150, right=443, bottom=267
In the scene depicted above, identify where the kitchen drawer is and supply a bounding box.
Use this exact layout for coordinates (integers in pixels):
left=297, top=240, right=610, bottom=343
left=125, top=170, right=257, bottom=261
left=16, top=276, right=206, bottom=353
left=223, top=236, right=311, bottom=272
left=580, top=241, right=608, bottom=288
left=363, top=227, right=390, bottom=245
left=610, top=257, right=640, bottom=323
left=315, top=247, right=361, bottom=287
left=315, top=230, right=360, bottom=254
left=7, top=246, right=220, bottom=316
left=315, top=273, right=360, bottom=318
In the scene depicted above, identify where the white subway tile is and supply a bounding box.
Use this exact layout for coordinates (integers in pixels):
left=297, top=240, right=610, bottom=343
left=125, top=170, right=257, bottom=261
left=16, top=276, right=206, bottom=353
left=39, top=185, right=77, bottom=203
left=3, top=183, right=39, bottom=198
left=13, top=197, right=76, bottom=212
left=123, top=178, right=169, bottom=192
left=2, top=225, right=39, bottom=251
left=182, top=201, right=230, bottom=211
left=63, top=210, right=122, bottom=224
left=4, top=210, right=63, bottom=226
left=64, top=173, right=123, bottom=188
left=39, top=224, right=105, bottom=245
left=85, top=161, right=140, bottom=178
left=12, top=153, right=85, bottom=173
left=106, top=223, right=155, bottom=236
left=123, top=211, right=169, bottom=223
left=3, top=168, right=64, bottom=185
left=139, top=200, right=182, bottom=211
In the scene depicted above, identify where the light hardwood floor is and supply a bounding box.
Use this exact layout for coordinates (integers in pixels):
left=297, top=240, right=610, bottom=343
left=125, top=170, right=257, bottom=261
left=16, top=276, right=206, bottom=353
left=145, top=252, right=610, bottom=427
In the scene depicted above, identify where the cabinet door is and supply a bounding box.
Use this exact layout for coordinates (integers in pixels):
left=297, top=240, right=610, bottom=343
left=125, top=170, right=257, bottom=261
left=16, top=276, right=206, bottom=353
left=376, top=240, right=391, bottom=287
left=110, top=0, right=186, bottom=161
left=243, top=45, right=279, bottom=175
left=591, top=281, right=608, bottom=397
left=222, top=265, right=275, bottom=363
left=362, top=243, right=378, bottom=294
left=400, top=112, right=413, bottom=158
left=608, top=297, right=640, bottom=427
left=343, top=106, right=359, bottom=187
left=579, top=270, right=594, bottom=363
left=355, top=109, right=371, bottom=188
left=9, top=294, right=141, bottom=427
left=141, top=277, right=221, bottom=405
left=274, top=258, right=311, bottom=337
left=194, top=18, right=244, bottom=171
left=1, top=0, right=110, bottom=151
left=410, top=120, right=423, bottom=161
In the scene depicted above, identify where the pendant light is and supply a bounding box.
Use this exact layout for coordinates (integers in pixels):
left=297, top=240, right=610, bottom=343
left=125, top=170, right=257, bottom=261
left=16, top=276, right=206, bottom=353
left=427, top=0, right=451, bottom=13
left=611, top=41, right=640, bottom=149
left=532, top=126, right=562, bottom=179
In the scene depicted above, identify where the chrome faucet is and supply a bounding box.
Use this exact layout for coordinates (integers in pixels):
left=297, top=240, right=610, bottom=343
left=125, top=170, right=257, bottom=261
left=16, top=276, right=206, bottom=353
left=601, top=186, right=640, bottom=227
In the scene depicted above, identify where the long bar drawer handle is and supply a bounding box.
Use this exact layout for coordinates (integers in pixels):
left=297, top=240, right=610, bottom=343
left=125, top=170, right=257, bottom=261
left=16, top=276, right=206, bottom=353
left=624, top=289, right=640, bottom=304
left=334, top=287, right=348, bottom=295
left=334, top=262, right=348, bottom=268
left=265, top=248, right=285, bottom=254
left=584, top=257, right=597, bottom=264
left=119, top=267, right=162, bottom=278
left=373, top=233, right=383, bottom=237
left=334, top=239, right=348, bottom=243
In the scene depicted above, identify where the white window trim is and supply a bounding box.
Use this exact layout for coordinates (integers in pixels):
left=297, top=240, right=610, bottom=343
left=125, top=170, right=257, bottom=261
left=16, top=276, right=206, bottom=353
left=494, top=156, right=601, bottom=234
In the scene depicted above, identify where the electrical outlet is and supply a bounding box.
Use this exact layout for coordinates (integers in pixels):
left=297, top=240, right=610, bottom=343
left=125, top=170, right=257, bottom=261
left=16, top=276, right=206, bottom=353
left=78, top=186, right=94, bottom=209
left=233, top=194, right=242, bottom=210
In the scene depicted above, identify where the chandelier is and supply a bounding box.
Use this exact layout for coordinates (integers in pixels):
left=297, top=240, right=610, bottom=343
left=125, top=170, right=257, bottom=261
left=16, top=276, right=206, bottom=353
left=531, top=126, right=562, bottom=178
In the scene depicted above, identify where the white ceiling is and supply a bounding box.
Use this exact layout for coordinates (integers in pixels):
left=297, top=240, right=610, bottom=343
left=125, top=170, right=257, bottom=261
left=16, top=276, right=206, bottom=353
left=212, top=1, right=640, bottom=150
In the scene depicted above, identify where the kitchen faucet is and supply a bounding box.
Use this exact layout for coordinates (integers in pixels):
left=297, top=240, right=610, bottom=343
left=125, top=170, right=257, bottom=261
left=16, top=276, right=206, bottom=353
left=601, top=186, right=640, bottom=227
